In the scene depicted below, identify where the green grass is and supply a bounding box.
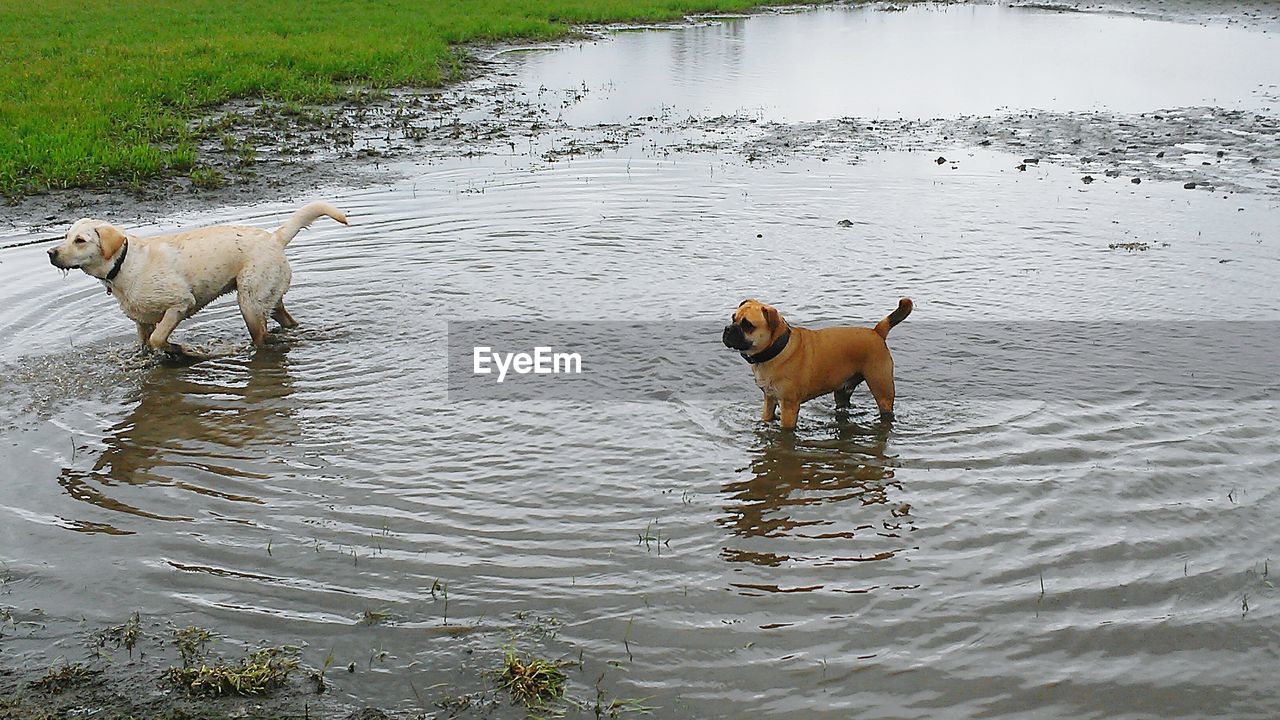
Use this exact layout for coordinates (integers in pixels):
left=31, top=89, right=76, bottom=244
left=164, top=647, right=299, bottom=697
left=0, top=0, right=818, bottom=197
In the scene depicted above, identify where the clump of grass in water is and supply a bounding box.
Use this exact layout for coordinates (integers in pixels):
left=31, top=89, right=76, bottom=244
left=172, top=625, right=214, bottom=667
left=30, top=662, right=101, bottom=693
left=494, top=646, right=569, bottom=709
left=164, top=647, right=299, bottom=697
left=95, top=612, right=142, bottom=658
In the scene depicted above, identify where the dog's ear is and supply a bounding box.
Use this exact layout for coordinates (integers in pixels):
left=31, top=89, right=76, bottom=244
left=97, top=225, right=127, bottom=259
left=738, top=298, right=754, bottom=308
left=762, top=305, right=780, bottom=332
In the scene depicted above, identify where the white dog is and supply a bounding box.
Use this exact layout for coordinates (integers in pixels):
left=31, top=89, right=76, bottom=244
left=48, top=201, right=347, bottom=352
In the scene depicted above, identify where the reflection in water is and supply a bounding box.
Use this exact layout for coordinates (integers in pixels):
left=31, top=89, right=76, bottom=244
left=719, top=419, right=911, bottom=570
left=57, top=351, right=296, bottom=534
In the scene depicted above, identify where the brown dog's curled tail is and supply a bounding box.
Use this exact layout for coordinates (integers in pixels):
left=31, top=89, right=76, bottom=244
left=274, top=201, right=349, bottom=247
left=874, top=297, right=913, bottom=339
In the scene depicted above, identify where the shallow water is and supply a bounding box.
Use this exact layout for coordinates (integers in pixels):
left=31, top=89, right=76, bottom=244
left=517, top=3, right=1280, bottom=122
left=3, top=4, right=1280, bottom=719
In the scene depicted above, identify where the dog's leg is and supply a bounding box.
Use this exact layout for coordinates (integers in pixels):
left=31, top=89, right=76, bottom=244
left=865, top=365, right=896, bottom=422
left=271, top=300, right=299, bottom=329
left=135, top=322, right=156, bottom=348
left=761, top=393, right=777, bottom=422
left=148, top=308, right=186, bottom=352
left=779, top=398, right=800, bottom=430
left=834, top=373, right=864, bottom=409
left=239, top=296, right=269, bottom=347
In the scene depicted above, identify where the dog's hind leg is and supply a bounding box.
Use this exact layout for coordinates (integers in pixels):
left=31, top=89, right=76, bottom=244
left=834, top=373, right=864, bottom=408
left=864, top=364, right=896, bottom=422
left=238, top=296, right=269, bottom=347
left=271, top=299, right=298, bottom=329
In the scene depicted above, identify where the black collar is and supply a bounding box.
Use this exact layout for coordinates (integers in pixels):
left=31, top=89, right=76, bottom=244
left=742, top=326, right=791, bottom=364
left=104, top=240, right=128, bottom=282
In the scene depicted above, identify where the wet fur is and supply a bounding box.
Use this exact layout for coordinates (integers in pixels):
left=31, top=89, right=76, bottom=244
left=48, top=201, right=347, bottom=352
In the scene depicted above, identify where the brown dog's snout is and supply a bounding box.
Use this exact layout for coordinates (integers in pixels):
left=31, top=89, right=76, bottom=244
left=722, top=324, right=750, bottom=351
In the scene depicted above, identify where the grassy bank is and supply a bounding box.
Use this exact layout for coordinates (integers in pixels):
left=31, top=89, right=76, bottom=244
left=0, top=0, right=817, bottom=197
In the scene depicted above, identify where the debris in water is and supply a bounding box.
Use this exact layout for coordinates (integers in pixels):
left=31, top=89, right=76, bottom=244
left=1109, top=242, right=1150, bottom=251
left=494, top=646, right=568, bottom=708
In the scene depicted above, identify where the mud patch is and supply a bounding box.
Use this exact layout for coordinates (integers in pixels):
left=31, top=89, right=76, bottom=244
left=691, top=106, right=1280, bottom=196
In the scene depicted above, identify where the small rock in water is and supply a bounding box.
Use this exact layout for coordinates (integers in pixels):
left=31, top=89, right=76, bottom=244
left=1216, top=150, right=1226, bottom=157
left=1156, top=151, right=1166, bottom=158
left=1082, top=175, right=1095, bottom=184
left=979, top=139, right=992, bottom=146
left=1016, top=163, right=1027, bottom=171
left=935, top=156, right=947, bottom=165
left=1131, top=177, right=1142, bottom=184
left=837, top=219, right=855, bottom=227
left=1104, top=169, right=1121, bottom=178
left=1249, top=157, right=1261, bottom=164
left=1023, top=158, right=1040, bottom=164
left=1184, top=182, right=1197, bottom=189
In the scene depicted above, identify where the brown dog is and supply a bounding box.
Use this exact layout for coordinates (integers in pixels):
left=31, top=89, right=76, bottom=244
left=722, top=298, right=913, bottom=429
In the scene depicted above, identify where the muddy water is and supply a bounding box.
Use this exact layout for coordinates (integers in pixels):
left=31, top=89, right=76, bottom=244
left=3, top=4, right=1280, bottom=719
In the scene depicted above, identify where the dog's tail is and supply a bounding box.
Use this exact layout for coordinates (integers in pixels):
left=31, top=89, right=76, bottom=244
left=874, top=298, right=913, bottom=339
left=274, top=201, right=348, bottom=247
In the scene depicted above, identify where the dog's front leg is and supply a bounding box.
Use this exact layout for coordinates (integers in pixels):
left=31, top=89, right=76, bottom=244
left=761, top=393, right=777, bottom=422
left=779, top=398, right=800, bottom=431
left=135, top=322, right=155, bottom=348
left=148, top=307, right=186, bottom=352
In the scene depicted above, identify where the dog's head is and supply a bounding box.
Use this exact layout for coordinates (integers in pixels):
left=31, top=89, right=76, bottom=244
left=722, top=298, right=785, bottom=354
left=48, top=219, right=127, bottom=273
